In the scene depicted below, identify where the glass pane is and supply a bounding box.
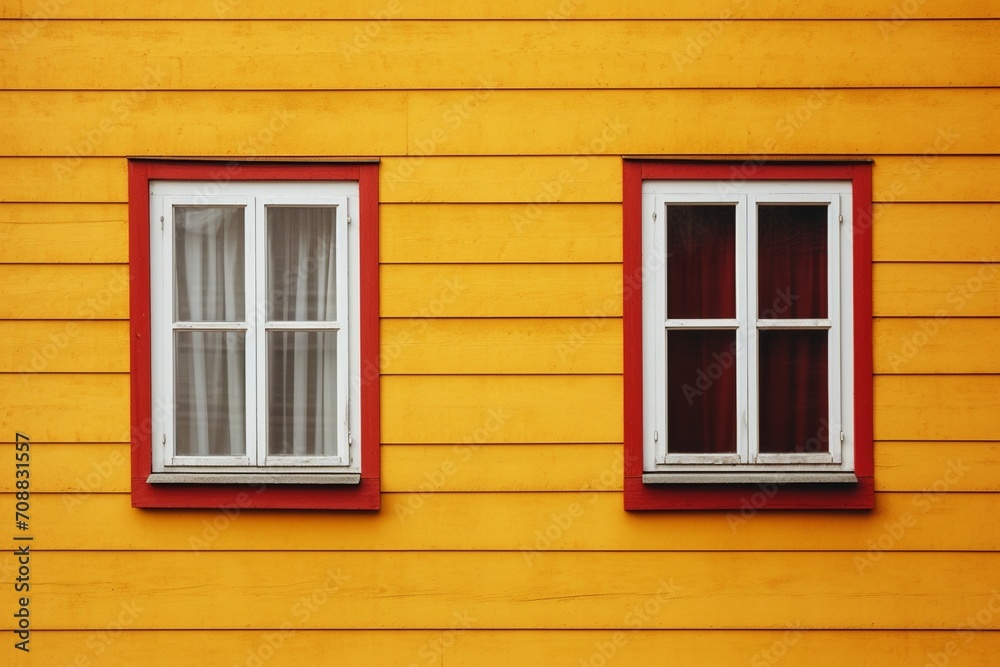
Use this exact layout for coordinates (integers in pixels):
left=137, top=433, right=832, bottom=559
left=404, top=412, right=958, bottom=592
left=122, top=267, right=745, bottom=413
left=667, top=330, right=737, bottom=454
left=174, top=331, right=246, bottom=456
left=758, top=330, right=828, bottom=454
left=267, top=207, right=337, bottom=321
left=667, top=205, right=736, bottom=319
left=268, top=331, right=338, bottom=457
left=174, top=207, right=245, bottom=322
left=758, top=205, right=827, bottom=319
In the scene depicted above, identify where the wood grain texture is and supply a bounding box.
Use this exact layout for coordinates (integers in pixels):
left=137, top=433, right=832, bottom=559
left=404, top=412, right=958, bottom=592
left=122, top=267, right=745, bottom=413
left=2, top=0, right=994, bottom=19
left=1, top=90, right=996, bottom=157
left=381, top=264, right=621, bottom=317
left=0, top=203, right=127, bottom=263
left=380, top=318, right=620, bottom=374
left=380, top=203, right=622, bottom=263
left=874, top=263, right=1000, bottom=316
left=876, top=375, right=1000, bottom=441
left=0, top=320, right=127, bottom=372
left=873, top=203, right=1000, bottom=262
left=875, top=318, right=1000, bottom=374
left=0, top=264, right=128, bottom=319
left=2, top=440, right=997, bottom=494
left=5, top=20, right=998, bottom=90
left=0, top=550, right=997, bottom=629
left=3, top=629, right=999, bottom=667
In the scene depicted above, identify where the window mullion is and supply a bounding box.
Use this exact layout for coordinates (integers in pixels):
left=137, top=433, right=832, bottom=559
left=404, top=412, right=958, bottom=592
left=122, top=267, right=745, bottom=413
left=741, top=194, right=755, bottom=465
left=251, top=196, right=265, bottom=467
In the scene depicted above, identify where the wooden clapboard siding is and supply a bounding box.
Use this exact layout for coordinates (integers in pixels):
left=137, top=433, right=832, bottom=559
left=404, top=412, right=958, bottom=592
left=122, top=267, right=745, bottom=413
left=5, top=155, right=1000, bottom=204
left=380, top=203, right=622, bottom=263
left=1, top=551, right=998, bottom=629
left=2, top=0, right=996, bottom=19
left=0, top=491, right=996, bottom=552
left=1, top=4, right=998, bottom=663
left=3, top=630, right=1000, bottom=667
left=0, top=203, right=127, bottom=263
left=1, top=90, right=997, bottom=156
left=5, top=20, right=999, bottom=90
left=1, top=440, right=999, bottom=494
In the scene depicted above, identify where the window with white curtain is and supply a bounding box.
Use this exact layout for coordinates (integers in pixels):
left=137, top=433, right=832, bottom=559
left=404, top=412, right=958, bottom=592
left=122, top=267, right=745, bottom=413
left=147, top=181, right=361, bottom=484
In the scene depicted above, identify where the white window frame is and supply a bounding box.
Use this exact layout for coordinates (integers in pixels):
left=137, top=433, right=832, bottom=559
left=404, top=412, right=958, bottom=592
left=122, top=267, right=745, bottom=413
left=641, top=180, right=856, bottom=484
left=147, top=180, right=362, bottom=485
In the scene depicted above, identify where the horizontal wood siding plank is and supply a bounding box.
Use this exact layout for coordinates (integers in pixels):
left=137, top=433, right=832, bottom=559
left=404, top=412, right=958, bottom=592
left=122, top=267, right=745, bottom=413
left=6, top=21, right=999, bottom=90
left=380, top=203, right=622, bottom=263
left=0, top=320, right=128, bottom=373
left=380, top=318, right=620, bottom=375
left=0, top=90, right=995, bottom=156
left=4, top=156, right=999, bottom=204
left=0, top=374, right=129, bottom=443
left=4, top=629, right=1000, bottom=667
left=874, top=263, right=1000, bottom=317
left=0, top=551, right=997, bottom=629
left=381, top=374, right=623, bottom=444
left=2, top=440, right=997, bottom=494
left=873, top=203, right=1000, bottom=262
left=875, top=318, right=1000, bottom=374
left=2, top=1, right=993, bottom=19
left=0, top=203, right=127, bottom=263
left=875, top=375, right=1000, bottom=441
left=0, top=158, right=125, bottom=203
left=2, top=492, right=995, bottom=551
left=0, top=264, right=128, bottom=319
left=381, top=264, right=621, bottom=318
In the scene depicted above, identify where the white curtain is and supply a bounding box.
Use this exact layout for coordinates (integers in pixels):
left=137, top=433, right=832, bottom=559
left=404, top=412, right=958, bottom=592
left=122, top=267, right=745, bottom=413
left=265, top=207, right=338, bottom=458
left=173, top=206, right=339, bottom=460
left=174, top=207, right=246, bottom=457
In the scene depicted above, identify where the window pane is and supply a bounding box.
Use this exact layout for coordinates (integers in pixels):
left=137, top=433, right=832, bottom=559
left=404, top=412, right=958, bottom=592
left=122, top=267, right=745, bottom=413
left=667, top=330, right=737, bottom=454
left=268, top=207, right=337, bottom=321
left=758, top=205, right=827, bottom=319
left=758, top=330, right=829, bottom=454
left=174, top=331, right=246, bottom=456
left=174, top=207, right=245, bottom=322
left=667, top=205, right=736, bottom=319
left=268, top=331, right=338, bottom=457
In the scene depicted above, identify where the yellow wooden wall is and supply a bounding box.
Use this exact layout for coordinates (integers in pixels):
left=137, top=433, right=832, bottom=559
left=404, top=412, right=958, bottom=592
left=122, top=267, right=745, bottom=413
left=2, top=1, right=1000, bottom=664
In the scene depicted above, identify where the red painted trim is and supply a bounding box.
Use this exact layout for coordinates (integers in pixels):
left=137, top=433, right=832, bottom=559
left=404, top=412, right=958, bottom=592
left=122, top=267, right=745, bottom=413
left=128, top=160, right=380, bottom=510
left=623, top=159, right=875, bottom=511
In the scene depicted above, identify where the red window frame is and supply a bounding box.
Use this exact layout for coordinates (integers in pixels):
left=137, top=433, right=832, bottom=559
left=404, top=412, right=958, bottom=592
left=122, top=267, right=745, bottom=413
left=623, top=160, right=873, bottom=510
left=128, top=160, right=380, bottom=509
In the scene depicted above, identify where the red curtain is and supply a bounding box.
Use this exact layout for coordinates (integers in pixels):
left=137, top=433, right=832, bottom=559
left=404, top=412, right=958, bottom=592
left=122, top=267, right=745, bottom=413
left=757, top=205, right=829, bottom=454
left=666, top=205, right=737, bottom=454
left=664, top=204, right=829, bottom=456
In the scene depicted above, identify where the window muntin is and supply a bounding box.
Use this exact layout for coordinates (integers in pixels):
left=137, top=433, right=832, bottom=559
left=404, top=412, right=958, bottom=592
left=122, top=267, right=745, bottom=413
left=642, top=181, right=853, bottom=478
left=149, top=182, right=359, bottom=480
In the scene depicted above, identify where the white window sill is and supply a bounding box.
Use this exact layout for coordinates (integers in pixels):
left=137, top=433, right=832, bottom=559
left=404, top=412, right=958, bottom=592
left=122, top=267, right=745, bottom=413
left=642, top=472, right=858, bottom=485
left=147, top=473, right=362, bottom=485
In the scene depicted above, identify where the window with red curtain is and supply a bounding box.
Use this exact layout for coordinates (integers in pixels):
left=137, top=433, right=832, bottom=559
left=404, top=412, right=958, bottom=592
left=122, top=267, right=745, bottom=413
left=623, top=161, right=873, bottom=511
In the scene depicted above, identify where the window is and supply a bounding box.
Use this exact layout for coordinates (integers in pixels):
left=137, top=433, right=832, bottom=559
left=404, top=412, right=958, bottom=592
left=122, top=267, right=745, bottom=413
left=623, top=161, right=873, bottom=510
left=129, top=161, right=380, bottom=509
